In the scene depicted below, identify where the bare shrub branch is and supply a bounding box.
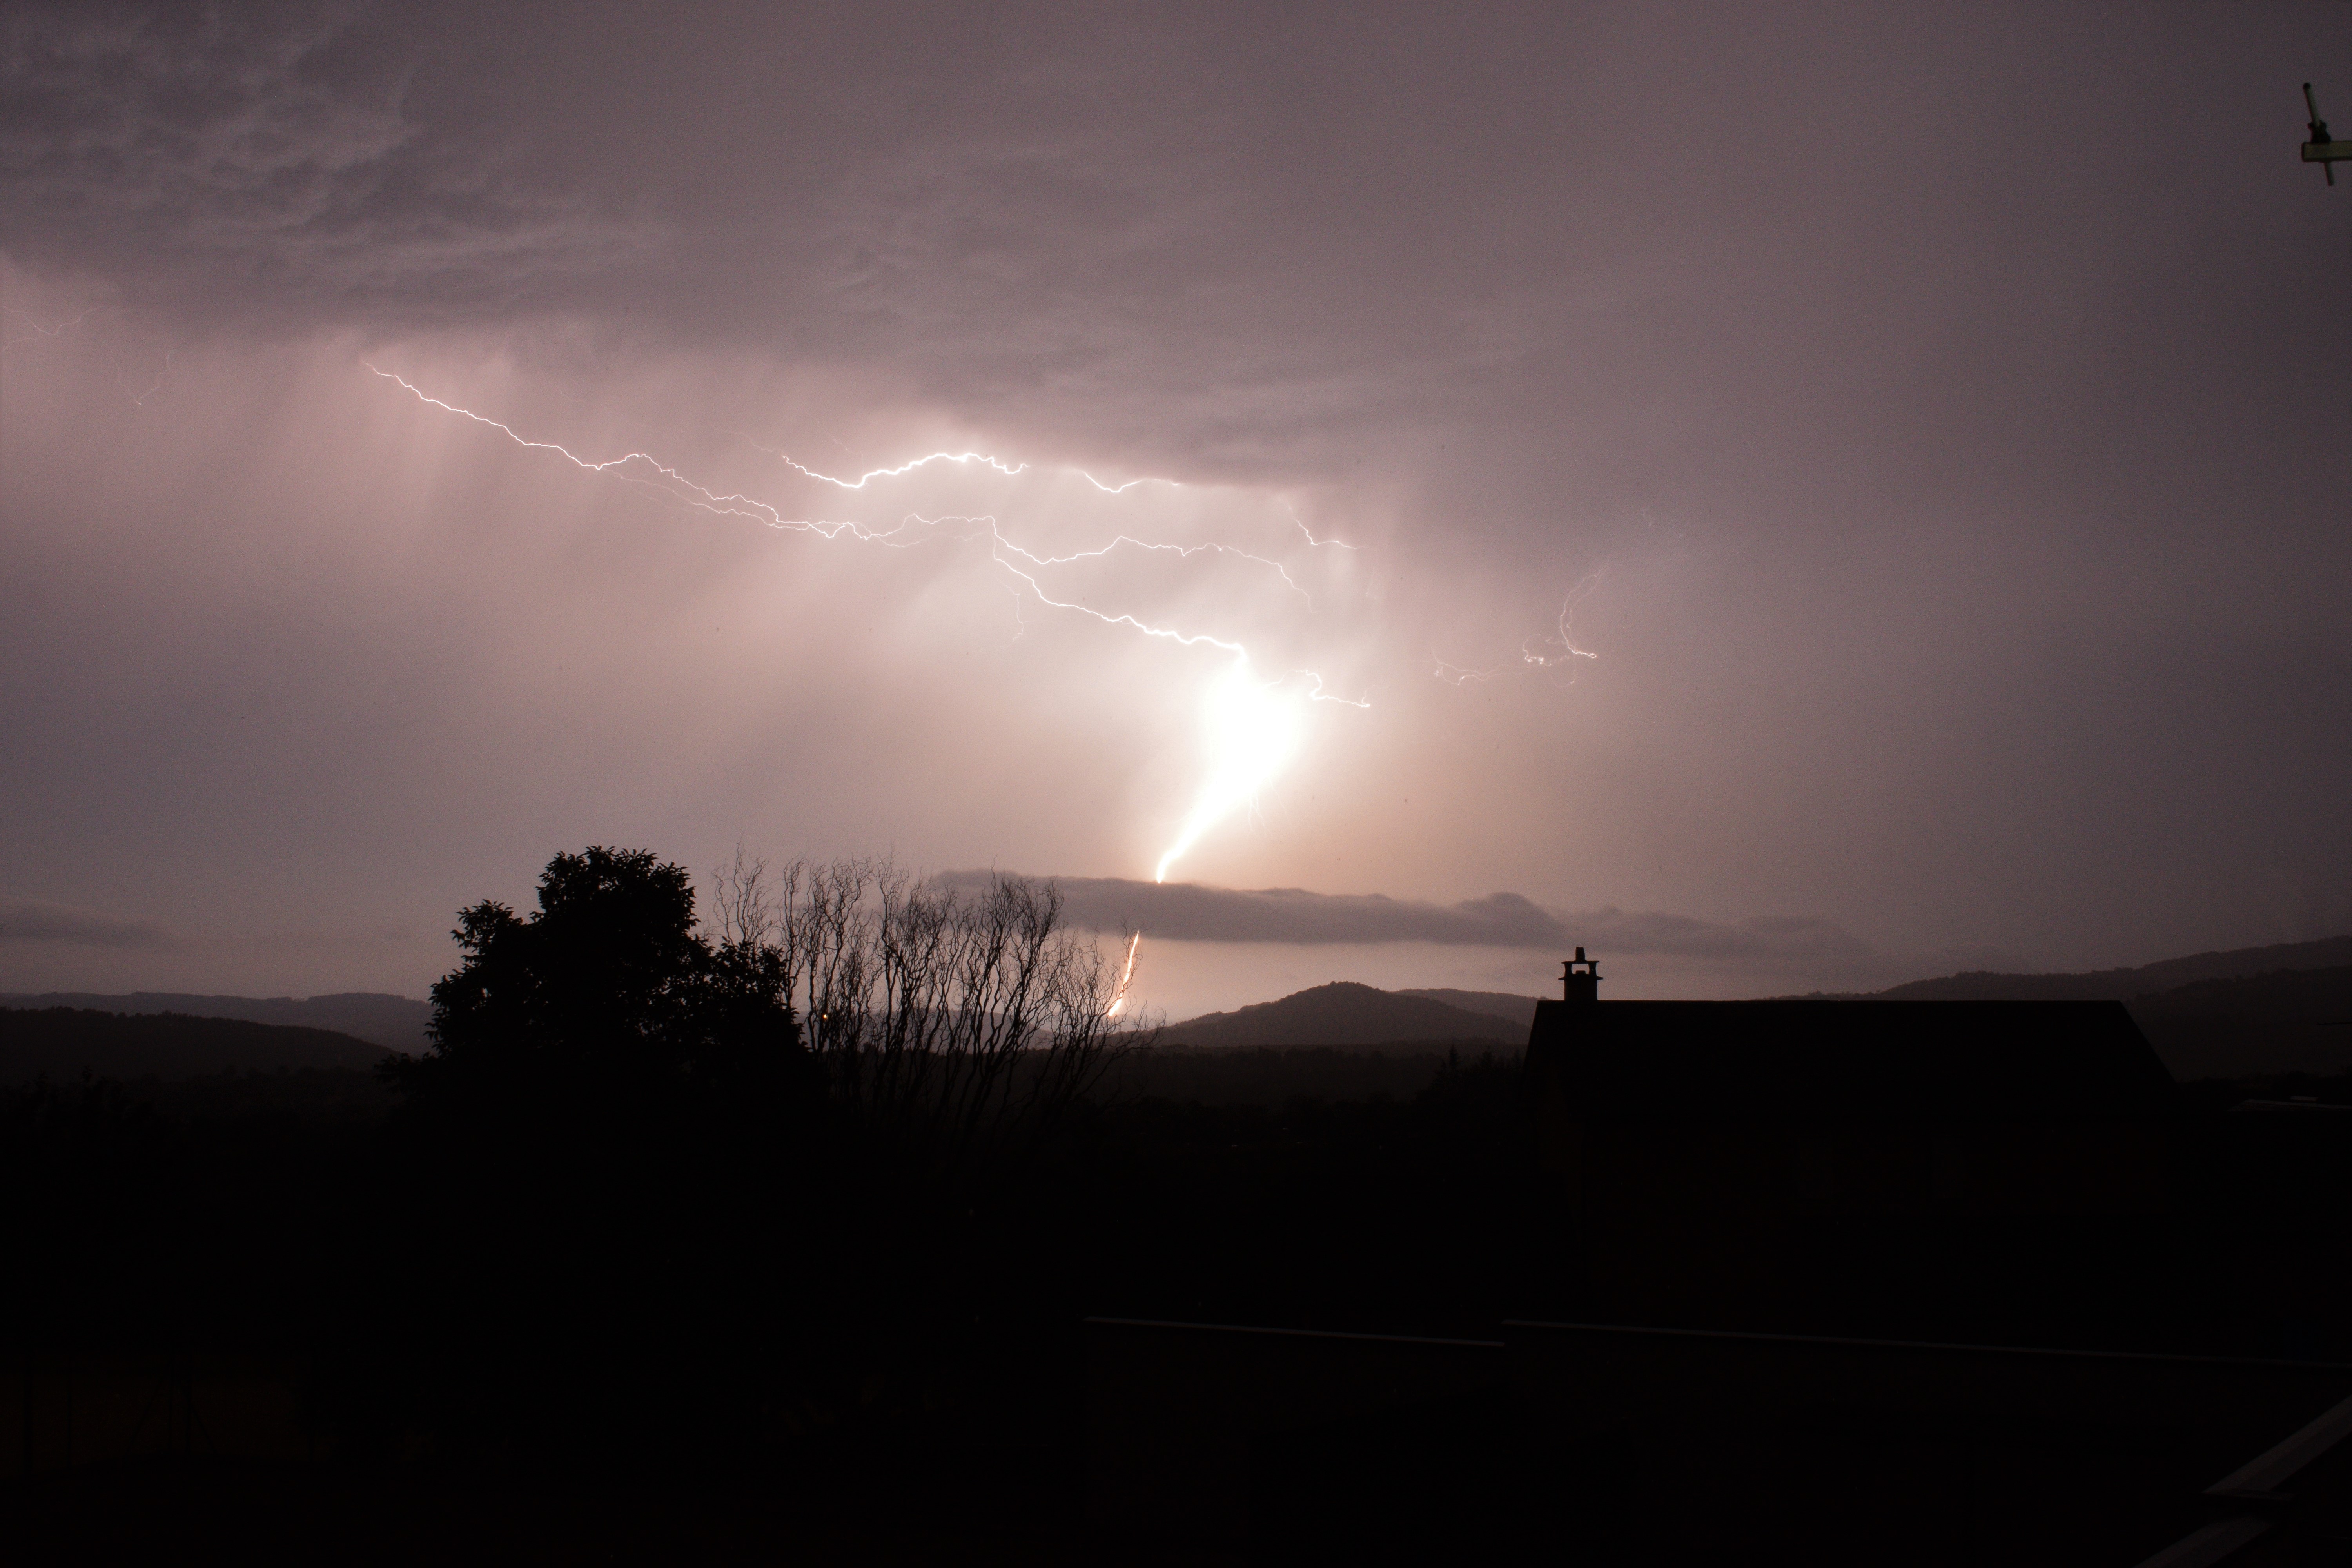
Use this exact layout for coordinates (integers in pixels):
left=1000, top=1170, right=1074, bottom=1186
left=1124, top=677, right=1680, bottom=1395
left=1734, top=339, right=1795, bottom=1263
left=708, top=853, right=1150, bottom=1167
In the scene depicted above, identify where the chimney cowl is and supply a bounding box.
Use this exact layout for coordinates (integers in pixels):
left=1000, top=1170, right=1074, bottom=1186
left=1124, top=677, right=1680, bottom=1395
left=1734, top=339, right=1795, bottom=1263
left=1562, top=948, right=1601, bottom=1002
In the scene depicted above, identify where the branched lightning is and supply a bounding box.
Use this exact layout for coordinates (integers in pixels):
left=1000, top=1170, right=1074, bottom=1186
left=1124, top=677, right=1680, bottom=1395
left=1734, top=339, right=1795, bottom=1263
left=1010, top=532, right=1314, bottom=605
left=1289, top=506, right=1362, bottom=551
left=735, top=432, right=1269, bottom=590
left=1075, top=470, right=1157, bottom=494
left=1523, top=572, right=1604, bottom=677
left=1434, top=572, right=1606, bottom=688
left=112, top=348, right=174, bottom=406
left=6, top=305, right=175, bottom=407
left=2, top=305, right=100, bottom=355
left=1432, top=657, right=1501, bottom=685
left=768, top=443, right=1029, bottom=490
left=750, top=427, right=1156, bottom=495
left=367, top=364, right=1366, bottom=902
left=1428, top=567, right=1608, bottom=689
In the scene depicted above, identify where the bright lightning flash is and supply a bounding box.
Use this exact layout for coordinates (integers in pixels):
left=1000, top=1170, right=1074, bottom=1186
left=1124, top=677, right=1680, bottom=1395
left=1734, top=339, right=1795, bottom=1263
left=1153, top=659, right=1310, bottom=884
left=1106, top=929, right=1143, bottom=1019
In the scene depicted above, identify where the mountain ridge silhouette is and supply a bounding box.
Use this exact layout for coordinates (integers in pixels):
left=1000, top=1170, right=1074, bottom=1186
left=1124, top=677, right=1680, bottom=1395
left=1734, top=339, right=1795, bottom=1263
left=1159, top=981, right=1523, bottom=1049
left=1160, top=937, right=2352, bottom=1073
left=0, top=989, right=430, bottom=1049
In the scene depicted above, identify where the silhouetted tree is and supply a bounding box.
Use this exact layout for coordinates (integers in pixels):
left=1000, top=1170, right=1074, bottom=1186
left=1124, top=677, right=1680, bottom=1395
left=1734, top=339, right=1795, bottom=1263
left=358, top=848, right=816, bottom=1469
left=390, top=846, right=809, bottom=1117
left=349, top=848, right=1132, bottom=1470
left=712, top=849, right=1142, bottom=1170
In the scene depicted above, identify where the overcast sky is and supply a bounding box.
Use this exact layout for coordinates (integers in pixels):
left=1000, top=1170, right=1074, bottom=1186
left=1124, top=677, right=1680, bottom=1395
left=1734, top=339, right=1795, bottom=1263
left=4, top=2, right=2347, bottom=1017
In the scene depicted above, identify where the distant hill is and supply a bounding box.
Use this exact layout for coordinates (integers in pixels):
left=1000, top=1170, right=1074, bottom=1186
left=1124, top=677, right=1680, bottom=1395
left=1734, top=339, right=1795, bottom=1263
left=1160, top=982, right=1523, bottom=1050
left=1168, top=938, right=2352, bottom=1076
left=0, top=990, right=431, bottom=1050
left=1839, top=938, right=2352, bottom=1079
left=1866, top=936, right=2352, bottom=1002
left=0, top=1007, right=394, bottom=1084
left=1397, top=988, right=1542, bottom=1029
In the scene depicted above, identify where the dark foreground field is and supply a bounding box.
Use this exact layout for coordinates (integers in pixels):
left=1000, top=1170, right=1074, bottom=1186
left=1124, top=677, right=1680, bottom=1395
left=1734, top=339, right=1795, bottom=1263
left=5, top=1019, right=2349, bottom=1563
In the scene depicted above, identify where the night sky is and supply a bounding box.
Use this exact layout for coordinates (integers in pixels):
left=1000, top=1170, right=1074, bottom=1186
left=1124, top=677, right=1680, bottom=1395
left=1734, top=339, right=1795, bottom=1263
left=4, top=3, right=2347, bottom=1019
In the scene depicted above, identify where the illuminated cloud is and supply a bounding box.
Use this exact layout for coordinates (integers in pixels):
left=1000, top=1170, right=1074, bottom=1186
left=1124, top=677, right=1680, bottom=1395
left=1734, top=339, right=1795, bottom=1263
left=1031, top=877, right=1566, bottom=949
left=943, top=873, right=1867, bottom=961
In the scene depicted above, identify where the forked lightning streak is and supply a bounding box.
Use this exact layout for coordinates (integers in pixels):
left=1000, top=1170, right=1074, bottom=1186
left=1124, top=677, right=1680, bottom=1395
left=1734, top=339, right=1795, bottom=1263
left=366, top=366, right=1365, bottom=911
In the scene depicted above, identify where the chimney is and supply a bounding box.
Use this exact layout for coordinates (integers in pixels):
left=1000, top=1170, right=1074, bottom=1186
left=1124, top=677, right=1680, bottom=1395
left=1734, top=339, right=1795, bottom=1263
left=1562, top=945, right=1599, bottom=1006
left=1562, top=946, right=1601, bottom=1004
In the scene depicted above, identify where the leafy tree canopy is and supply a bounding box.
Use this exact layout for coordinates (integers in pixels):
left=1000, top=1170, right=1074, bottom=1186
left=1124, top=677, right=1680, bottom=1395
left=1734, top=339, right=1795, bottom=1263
left=397, top=847, right=805, bottom=1112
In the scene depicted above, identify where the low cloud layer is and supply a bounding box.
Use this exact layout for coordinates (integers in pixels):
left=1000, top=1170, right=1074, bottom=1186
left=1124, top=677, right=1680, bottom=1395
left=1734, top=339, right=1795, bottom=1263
left=939, top=872, right=1867, bottom=963
left=1035, top=877, right=1562, bottom=949
left=0, top=895, right=174, bottom=949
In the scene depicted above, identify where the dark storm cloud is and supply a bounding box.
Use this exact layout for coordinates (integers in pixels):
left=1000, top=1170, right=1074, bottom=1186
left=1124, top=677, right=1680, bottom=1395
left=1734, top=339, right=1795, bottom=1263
left=0, top=895, right=174, bottom=949
left=0, top=2, right=656, bottom=318
left=11, top=2, right=2347, bottom=505
left=946, top=872, right=1869, bottom=961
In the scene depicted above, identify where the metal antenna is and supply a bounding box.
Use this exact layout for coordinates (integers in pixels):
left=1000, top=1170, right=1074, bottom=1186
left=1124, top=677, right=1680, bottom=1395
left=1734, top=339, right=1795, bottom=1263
left=2305, top=83, right=2349, bottom=186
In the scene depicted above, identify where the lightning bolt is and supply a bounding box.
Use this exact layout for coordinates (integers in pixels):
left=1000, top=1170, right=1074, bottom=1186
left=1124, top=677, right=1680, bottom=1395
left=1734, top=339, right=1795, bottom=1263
left=1523, top=573, right=1604, bottom=677
left=1432, top=657, right=1501, bottom=685
left=1012, top=534, right=1313, bottom=605
left=366, top=365, right=1366, bottom=900
left=1106, top=929, right=1143, bottom=1020
left=744, top=437, right=1031, bottom=490
left=1429, top=570, right=1604, bottom=689
left=745, top=428, right=1158, bottom=496
left=112, top=348, right=174, bottom=406
left=1288, top=505, right=1362, bottom=551
left=735, top=433, right=1259, bottom=589
left=2, top=305, right=100, bottom=355
left=1075, top=470, right=1157, bottom=495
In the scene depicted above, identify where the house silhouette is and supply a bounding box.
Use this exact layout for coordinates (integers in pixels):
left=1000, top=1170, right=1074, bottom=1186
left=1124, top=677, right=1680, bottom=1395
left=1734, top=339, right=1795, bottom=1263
left=1523, top=950, right=2179, bottom=1312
